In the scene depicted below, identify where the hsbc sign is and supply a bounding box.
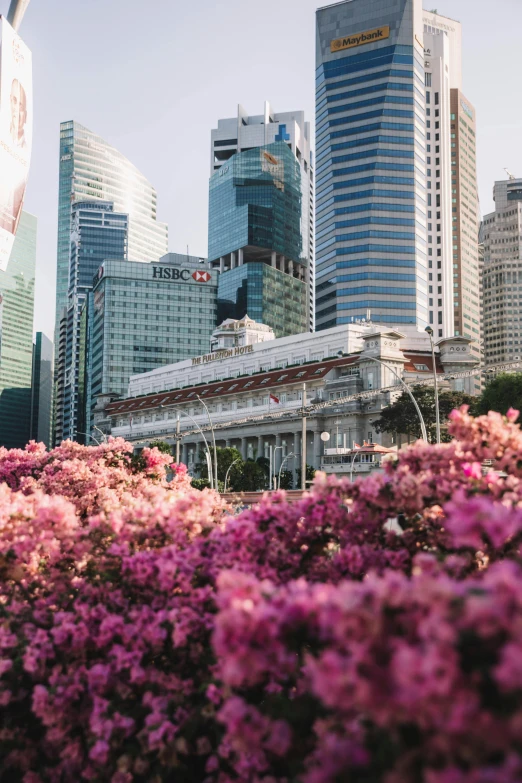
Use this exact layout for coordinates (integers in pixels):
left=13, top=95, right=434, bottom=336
left=152, top=267, right=212, bottom=282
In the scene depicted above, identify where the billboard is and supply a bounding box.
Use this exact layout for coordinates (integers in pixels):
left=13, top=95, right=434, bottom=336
left=0, top=16, right=32, bottom=271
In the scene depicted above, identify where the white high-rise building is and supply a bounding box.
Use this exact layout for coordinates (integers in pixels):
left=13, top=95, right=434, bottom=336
left=423, top=12, right=480, bottom=380
left=482, top=177, right=522, bottom=368
left=210, top=103, right=314, bottom=330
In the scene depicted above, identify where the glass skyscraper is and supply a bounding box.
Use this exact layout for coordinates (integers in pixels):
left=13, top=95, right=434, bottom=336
left=55, top=121, right=168, bottom=439
left=0, top=211, right=36, bottom=448
left=81, top=255, right=218, bottom=441
left=209, top=142, right=308, bottom=338
left=55, top=202, right=128, bottom=443
left=210, top=103, right=314, bottom=329
left=30, top=332, right=53, bottom=448
left=315, top=0, right=428, bottom=331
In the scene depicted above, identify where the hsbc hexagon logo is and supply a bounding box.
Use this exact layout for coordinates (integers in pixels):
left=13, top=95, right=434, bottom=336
left=192, top=270, right=211, bottom=283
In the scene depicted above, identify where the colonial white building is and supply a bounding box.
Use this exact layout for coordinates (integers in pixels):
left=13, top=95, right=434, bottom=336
left=99, top=319, right=479, bottom=482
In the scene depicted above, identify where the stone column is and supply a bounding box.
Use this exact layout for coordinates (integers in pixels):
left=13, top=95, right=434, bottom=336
left=219, top=257, right=225, bottom=273
left=181, top=442, right=188, bottom=465
left=238, top=248, right=244, bottom=266
left=279, top=254, right=285, bottom=273
left=241, top=437, right=247, bottom=460
left=257, top=435, right=263, bottom=460
left=275, top=434, right=282, bottom=473
left=231, top=251, right=236, bottom=270
left=271, top=251, right=276, bottom=268
left=313, top=430, right=322, bottom=470
left=288, top=259, right=294, bottom=277
left=292, top=431, right=300, bottom=485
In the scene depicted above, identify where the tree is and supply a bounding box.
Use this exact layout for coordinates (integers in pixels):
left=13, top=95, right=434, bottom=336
left=475, top=373, right=522, bottom=416
left=196, top=446, right=243, bottom=489
left=373, top=385, right=476, bottom=443
left=296, top=463, right=317, bottom=488
left=149, top=440, right=172, bottom=454
left=233, top=459, right=267, bottom=492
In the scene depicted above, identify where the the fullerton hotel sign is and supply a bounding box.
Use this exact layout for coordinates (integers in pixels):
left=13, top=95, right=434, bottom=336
left=191, top=344, right=254, bottom=366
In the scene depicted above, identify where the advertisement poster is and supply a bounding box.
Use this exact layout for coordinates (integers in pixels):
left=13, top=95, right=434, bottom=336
left=0, top=16, right=32, bottom=271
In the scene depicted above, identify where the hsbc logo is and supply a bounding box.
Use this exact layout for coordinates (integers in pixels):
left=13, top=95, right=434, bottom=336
left=152, top=266, right=211, bottom=282
left=192, top=270, right=211, bottom=282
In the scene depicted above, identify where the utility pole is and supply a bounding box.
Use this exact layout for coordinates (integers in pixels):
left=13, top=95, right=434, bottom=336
left=301, top=383, right=307, bottom=491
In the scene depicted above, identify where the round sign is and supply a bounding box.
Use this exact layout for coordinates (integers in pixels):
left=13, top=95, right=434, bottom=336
left=320, top=432, right=330, bottom=442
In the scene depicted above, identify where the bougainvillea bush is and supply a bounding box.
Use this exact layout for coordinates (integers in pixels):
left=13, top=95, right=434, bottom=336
left=2, top=409, right=522, bottom=781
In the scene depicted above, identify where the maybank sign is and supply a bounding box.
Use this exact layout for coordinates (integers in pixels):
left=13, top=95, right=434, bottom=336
left=330, top=25, right=390, bottom=53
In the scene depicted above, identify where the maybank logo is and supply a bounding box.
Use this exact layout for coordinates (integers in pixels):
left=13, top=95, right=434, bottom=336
left=330, top=25, right=390, bottom=53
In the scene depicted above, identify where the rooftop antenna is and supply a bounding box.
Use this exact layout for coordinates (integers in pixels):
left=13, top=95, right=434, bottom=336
left=504, top=168, right=516, bottom=181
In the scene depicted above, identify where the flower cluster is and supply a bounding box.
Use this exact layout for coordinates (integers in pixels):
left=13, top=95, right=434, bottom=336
left=0, top=411, right=522, bottom=781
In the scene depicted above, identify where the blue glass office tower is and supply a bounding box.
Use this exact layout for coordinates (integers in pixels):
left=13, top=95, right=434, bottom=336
left=315, top=0, right=428, bottom=331
left=209, top=142, right=308, bottom=338
left=56, top=202, right=128, bottom=443
left=55, top=121, right=168, bottom=441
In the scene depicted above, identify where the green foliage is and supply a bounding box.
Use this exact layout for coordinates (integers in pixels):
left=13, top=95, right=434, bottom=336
left=196, top=447, right=243, bottom=488
left=296, top=464, right=317, bottom=488
left=475, top=373, right=522, bottom=416
left=233, top=459, right=267, bottom=492
left=148, top=440, right=172, bottom=454
left=190, top=477, right=211, bottom=491
left=278, top=469, right=293, bottom=490
left=373, top=385, right=476, bottom=443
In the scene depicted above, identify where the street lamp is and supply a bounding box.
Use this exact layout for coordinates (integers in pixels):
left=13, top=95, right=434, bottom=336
left=224, top=458, right=241, bottom=493
left=159, top=405, right=214, bottom=490
left=197, top=395, right=218, bottom=493
left=76, top=431, right=100, bottom=446
left=278, top=452, right=295, bottom=489
left=424, top=326, right=441, bottom=444
left=337, top=351, right=428, bottom=442
left=92, top=425, right=107, bottom=443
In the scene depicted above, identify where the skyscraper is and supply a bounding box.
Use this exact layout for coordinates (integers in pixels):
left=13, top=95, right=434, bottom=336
left=210, top=103, right=314, bottom=332
left=482, top=177, right=522, bottom=368
left=209, top=142, right=308, bottom=338
left=423, top=11, right=480, bottom=376
left=30, top=332, right=53, bottom=447
left=56, top=201, right=128, bottom=443
left=54, top=122, right=168, bottom=440
left=315, top=0, right=428, bottom=331
left=0, top=210, right=36, bottom=447
left=79, top=254, right=218, bottom=441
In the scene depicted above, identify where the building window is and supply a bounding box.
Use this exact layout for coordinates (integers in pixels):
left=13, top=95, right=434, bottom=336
left=367, top=371, right=374, bottom=390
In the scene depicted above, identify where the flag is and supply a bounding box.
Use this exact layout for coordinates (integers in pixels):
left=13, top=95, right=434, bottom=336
left=270, top=393, right=280, bottom=404
left=353, top=441, right=361, bottom=449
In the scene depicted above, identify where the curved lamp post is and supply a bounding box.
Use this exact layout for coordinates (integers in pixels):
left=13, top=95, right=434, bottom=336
left=92, top=425, right=107, bottom=443
left=160, top=405, right=214, bottom=489
left=197, top=396, right=218, bottom=493
left=76, top=431, right=100, bottom=446
left=278, top=451, right=295, bottom=489
left=224, top=458, right=241, bottom=493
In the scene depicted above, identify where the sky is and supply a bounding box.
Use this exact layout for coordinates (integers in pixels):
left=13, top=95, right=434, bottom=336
left=3, top=0, right=522, bottom=341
